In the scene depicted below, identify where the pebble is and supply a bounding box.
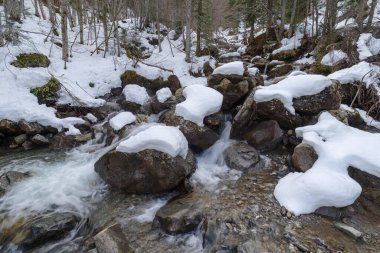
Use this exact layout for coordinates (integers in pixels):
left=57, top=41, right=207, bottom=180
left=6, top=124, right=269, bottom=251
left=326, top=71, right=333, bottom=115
left=334, top=222, right=363, bottom=240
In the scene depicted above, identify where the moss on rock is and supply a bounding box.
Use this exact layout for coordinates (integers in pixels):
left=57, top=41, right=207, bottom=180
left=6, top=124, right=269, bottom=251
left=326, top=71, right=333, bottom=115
left=31, top=78, right=60, bottom=105
left=120, top=70, right=170, bottom=92
left=11, top=53, right=51, bottom=68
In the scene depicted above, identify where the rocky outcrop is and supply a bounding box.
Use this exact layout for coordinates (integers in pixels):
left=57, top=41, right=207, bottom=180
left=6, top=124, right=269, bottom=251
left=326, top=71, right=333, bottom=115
left=94, top=149, right=196, bottom=194
left=93, top=224, right=132, bottom=253
left=154, top=193, right=207, bottom=234
left=267, top=64, right=293, bottom=79
left=291, top=143, right=318, bottom=172
left=160, top=110, right=219, bottom=152
left=208, top=73, right=263, bottom=110
left=224, top=142, right=260, bottom=171
left=0, top=119, right=22, bottom=135
left=244, top=120, right=283, bottom=151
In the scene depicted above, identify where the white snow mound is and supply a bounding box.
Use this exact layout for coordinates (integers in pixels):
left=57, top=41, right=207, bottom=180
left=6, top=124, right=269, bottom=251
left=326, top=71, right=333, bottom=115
left=274, top=112, right=380, bottom=215
left=357, top=33, right=380, bottom=60
left=116, top=125, right=188, bottom=159
left=123, top=85, right=150, bottom=105
left=212, top=61, right=244, bottom=76
left=175, top=85, right=223, bottom=126
left=321, top=50, right=347, bottom=66
left=109, top=112, right=136, bottom=131
left=156, top=87, right=172, bottom=103
left=254, top=75, right=332, bottom=115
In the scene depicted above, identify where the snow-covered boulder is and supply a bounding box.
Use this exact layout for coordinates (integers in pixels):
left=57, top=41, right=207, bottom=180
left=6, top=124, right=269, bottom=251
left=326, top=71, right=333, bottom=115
left=212, top=61, right=245, bottom=76
left=95, top=125, right=196, bottom=194
left=120, top=84, right=152, bottom=114
left=151, top=88, right=175, bottom=114
left=109, top=112, right=136, bottom=131
left=357, top=33, right=380, bottom=61
left=321, top=50, right=347, bottom=66
left=274, top=112, right=380, bottom=215
left=267, top=64, right=293, bottom=79
left=120, top=70, right=175, bottom=92
left=175, top=85, right=223, bottom=126
left=253, top=74, right=341, bottom=128
left=160, top=110, right=219, bottom=151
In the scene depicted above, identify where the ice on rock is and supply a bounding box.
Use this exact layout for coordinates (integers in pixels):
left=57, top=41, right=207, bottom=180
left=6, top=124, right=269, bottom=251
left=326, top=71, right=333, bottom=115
left=156, top=87, right=172, bottom=103
left=254, top=74, right=332, bottom=115
left=123, top=84, right=150, bottom=105
left=109, top=112, right=136, bottom=131
left=116, top=125, right=188, bottom=159
left=212, top=61, right=244, bottom=76
left=175, top=85, right=223, bottom=126
left=274, top=112, right=380, bottom=215
left=321, top=50, right=347, bottom=66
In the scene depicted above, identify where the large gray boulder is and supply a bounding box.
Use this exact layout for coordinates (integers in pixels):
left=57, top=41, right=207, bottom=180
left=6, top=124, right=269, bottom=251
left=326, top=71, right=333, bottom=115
left=223, top=142, right=260, bottom=171
left=94, top=149, right=196, bottom=194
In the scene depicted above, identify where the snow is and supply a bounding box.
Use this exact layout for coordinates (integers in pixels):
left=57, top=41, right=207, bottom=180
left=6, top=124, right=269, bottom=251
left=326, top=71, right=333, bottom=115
left=156, top=87, right=172, bottom=103
left=340, top=104, right=380, bottom=130
left=109, top=112, right=136, bottom=131
left=175, top=85, right=223, bottom=126
left=336, top=18, right=358, bottom=30
left=274, top=112, right=380, bottom=215
left=328, top=62, right=380, bottom=94
left=357, top=33, right=380, bottom=60
left=254, top=75, right=332, bottom=115
left=248, top=67, right=259, bottom=76
left=212, top=61, right=244, bottom=76
left=321, top=50, right=347, bottom=66
left=116, top=125, right=188, bottom=159
left=123, top=85, right=150, bottom=105
left=220, top=52, right=241, bottom=58
left=85, top=113, right=98, bottom=123
left=272, top=33, right=303, bottom=54
left=295, top=56, right=315, bottom=65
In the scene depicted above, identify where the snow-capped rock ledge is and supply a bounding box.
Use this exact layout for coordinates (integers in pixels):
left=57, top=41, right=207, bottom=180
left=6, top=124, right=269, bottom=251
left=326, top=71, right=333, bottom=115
left=116, top=125, right=188, bottom=159
left=274, top=112, right=380, bottom=215
left=212, top=61, right=245, bottom=76
left=175, top=85, right=223, bottom=126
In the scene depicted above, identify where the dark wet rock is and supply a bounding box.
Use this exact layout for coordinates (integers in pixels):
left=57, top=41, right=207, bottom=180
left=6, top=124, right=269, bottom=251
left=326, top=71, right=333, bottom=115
left=203, top=61, right=214, bottom=77
left=230, top=90, right=256, bottom=138
left=22, top=140, right=35, bottom=150
left=150, top=95, right=176, bottom=114
left=204, top=112, right=224, bottom=131
left=154, top=193, right=207, bottom=234
left=0, top=171, right=30, bottom=195
left=31, top=134, right=50, bottom=146
left=271, top=49, right=299, bottom=62
left=224, top=142, right=260, bottom=171
left=334, top=222, right=363, bottom=240
left=110, top=87, right=123, bottom=96
left=244, top=120, right=283, bottom=150
left=50, top=133, right=91, bottom=150
left=74, top=133, right=93, bottom=143
left=160, top=110, right=219, bottom=152
left=18, top=213, right=78, bottom=249
left=94, top=149, right=196, bottom=194
left=93, top=224, right=132, bottom=253
left=11, top=53, right=51, bottom=68
left=168, top=75, right=181, bottom=93
left=19, top=120, right=45, bottom=135
left=315, top=207, right=342, bottom=220
left=14, top=134, right=27, bottom=145
left=267, top=64, right=293, bottom=79
left=256, top=99, right=303, bottom=129
left=291, top=143, right=318, bottom=172
left=0, top=119, right=21, bottom=135
left=292, top=80, right=341, bottom=115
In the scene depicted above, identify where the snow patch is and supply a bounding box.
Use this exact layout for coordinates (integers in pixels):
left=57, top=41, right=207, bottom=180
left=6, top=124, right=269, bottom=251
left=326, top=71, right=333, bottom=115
left=156, top=87, right=172, bottom=103
left=123, top=85, right=150, bottom=105
left=175, top=85, right=223, bottom=126
left=321, top=50, right=347, bottom=66
left=272, top=33, right=303, bottom=54
left=212, top=61, right=244, bottom=76
left=116, top=125, right=188, bottom=159
left=248, top=67, right=259, bottom=76
left=254, top=75, right=332, bottom=115
left=109, top=112, right=136, bottom=131
left=357, top=33, right=380, bottom=60
left=274, top=112, right=380, bottom=215
left=85, top=113, right=98, bottom=123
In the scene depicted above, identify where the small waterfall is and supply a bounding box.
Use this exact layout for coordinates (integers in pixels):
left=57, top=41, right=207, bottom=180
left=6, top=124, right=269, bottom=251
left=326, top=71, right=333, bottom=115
left=191, top=122, right=241, bottom=190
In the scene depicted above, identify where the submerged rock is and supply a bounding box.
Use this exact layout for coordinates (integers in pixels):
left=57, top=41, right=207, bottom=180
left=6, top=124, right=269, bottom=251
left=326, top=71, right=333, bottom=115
left=0, top=171, right=30, bottom=195
left=154, top=192, right=207, bottom=234
left=223, top=142, right=260, bottom=171
left=93, top=224, right=132, bottom=253
left=94, top=149, right=196, bottom=194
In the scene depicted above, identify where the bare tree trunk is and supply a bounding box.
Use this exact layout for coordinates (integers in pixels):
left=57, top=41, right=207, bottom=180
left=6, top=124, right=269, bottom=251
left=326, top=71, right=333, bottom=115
left=38, top=0, right=46, bottom=20
left=357, top=0, right=367, bottom=32
left=0, top=12, right=4, bottom=47
left=196, top=0, right=202, bottom=56
left=156, top=0, right=162, bottom=52
left=185, top=0, right=192, bottom=63
left=288, top=0, right=298, bottom=38
left=33, top=0, right=40, bottom=17
left=279, top=0, right=287, bottom=39
left=77, top=0, right=84, bottom=44
left=367, top=0, right=378, bottom=30
left=61, top=0, right=69, bottom=69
